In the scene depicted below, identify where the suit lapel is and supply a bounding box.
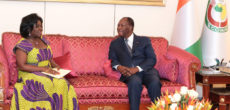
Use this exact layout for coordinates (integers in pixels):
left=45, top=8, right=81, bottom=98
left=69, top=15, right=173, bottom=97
left=132, top=34, right=140, bottom=53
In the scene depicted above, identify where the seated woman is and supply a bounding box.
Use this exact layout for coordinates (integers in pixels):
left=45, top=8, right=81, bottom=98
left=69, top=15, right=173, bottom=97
left=10, top=13, right=79, bottom=110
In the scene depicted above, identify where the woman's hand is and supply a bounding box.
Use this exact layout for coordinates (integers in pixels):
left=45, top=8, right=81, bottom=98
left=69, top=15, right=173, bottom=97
left=43, top=67, right=60, bottom=75
left=50, top=59, right=60, bottom=70
left=55, top=65, right=61, bottom=71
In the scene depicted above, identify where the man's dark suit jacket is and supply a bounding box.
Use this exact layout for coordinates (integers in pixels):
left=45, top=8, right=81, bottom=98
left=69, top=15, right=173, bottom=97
left=109, top=34, right=157, bottom=81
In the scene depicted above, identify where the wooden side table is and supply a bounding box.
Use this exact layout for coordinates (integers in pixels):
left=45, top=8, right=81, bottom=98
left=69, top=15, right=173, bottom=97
left=196, top=69, right=230, bottom=99
left=210, top=88, right=230, bottom=110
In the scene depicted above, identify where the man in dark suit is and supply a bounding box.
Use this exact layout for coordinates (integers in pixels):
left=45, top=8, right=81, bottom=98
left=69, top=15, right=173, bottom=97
left=109, top=17, right=161, bottom=110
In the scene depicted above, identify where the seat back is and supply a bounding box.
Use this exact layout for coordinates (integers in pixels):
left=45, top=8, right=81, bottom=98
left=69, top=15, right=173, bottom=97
left=2, top=32, right=64, bottom=86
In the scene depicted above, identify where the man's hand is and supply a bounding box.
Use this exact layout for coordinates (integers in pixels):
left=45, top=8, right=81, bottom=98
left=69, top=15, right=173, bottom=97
left=117, top=66, right=139, bottom=76
left=117, top=65, right=131, bottom=76
left=126, top=67, right=139, bottom=75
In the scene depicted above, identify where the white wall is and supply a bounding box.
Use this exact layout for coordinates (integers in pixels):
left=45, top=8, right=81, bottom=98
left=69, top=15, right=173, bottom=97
left=0, top=1, right=45, bottom=43
left=1, top=0, right=229, bottom=44
left=45, top=2, right=115, bottom=36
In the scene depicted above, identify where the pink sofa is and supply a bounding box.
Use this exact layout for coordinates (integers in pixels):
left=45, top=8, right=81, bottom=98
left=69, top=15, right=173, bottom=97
left=0, top=32, right=201, bottom=110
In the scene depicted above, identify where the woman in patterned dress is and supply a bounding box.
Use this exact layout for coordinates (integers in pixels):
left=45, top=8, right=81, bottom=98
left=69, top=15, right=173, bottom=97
left=10, top=13, right=79, bottom=110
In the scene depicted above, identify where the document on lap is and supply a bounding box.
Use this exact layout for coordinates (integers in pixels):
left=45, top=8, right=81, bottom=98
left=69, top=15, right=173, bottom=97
left=42, top=68, right=71, bottom=78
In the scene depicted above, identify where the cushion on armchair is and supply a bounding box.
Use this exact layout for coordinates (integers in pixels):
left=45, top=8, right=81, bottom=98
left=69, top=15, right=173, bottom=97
left=156, top=56, right=179, bottom=82
left=103, top=60, right=121, bottom=80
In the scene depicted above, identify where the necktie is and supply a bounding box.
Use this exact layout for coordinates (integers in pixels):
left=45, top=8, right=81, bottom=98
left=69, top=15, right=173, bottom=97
left=125, top=39, right=134, bottom=67
left=125, top=39, right=132, bottom=55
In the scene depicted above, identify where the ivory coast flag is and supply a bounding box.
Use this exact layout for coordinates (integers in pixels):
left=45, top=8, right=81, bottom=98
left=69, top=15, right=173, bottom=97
left=171, top=0, right=203, bottom=65
left=201, top=0, right=229, bottom=66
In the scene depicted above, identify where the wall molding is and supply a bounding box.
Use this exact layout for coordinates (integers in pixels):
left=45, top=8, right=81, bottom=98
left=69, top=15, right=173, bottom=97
left=18, top=0, right=165, bottom=6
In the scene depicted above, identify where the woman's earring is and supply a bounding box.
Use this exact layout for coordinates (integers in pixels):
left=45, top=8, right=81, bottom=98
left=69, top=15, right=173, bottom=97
left=29, top=33, right=31, bottom=37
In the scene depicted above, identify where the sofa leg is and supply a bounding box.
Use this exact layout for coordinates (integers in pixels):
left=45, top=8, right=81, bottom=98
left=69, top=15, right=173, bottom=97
left=0, top=102, right=10, bottom=110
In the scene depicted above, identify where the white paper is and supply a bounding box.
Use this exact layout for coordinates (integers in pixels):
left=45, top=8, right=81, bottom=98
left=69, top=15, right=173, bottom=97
left=200, top=68, right=220, bottom=74
left=226, top=63, right=230, bottom=67
left=42, top=68, right=71, bottom=78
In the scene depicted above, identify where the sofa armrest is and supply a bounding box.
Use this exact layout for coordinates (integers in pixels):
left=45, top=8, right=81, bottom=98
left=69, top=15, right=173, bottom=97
left=166, top=46, right=201, bottom=89
left=0, top=62, right=4, bottom=88
left=0, top=45, right=9, bottom=88
left=0, top=45, right=12, bottom=104
left=0, top=45, right=10, bottom=88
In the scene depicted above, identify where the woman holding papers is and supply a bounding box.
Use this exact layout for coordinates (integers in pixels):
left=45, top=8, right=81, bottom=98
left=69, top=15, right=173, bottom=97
left=10, top=13, right=79, bottom=110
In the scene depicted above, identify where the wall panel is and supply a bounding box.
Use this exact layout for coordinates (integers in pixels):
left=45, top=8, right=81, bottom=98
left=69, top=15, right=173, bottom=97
left=45, top=2, right=115, bottom=36
left=0, top=0, right=229, bottom=43
left=0, top=1, right=44, bottom=42
left=114, top=0, right=177, bottom=41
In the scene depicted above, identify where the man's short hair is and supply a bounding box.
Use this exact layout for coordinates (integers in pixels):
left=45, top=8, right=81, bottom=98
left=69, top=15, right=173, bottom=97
left=125, top=17, right=134, bottom=28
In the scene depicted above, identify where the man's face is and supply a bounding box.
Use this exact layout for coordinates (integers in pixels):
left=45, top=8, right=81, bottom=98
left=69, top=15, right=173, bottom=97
left=117, top=18, right=133, bottom=38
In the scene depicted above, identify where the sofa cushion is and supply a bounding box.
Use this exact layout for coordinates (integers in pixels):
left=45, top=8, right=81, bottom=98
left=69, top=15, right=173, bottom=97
left=53, top=52, right=75, bottom=78
left=8, top=55, right=18, bottom=85
left=43, top=34, right=64, bottom=57
left=2, top=33, right=21, bottom=86
left=103, top=60, right=121, bottom=80
left=68, top=76, right=183, bottom=104
left=3, top=85, right=14, bottom=104
left=149, top=37, right=168, bottom=66
left=156, top=56, right=179, bottom=82
left=63, top=37, right=113, bottom=76
left=69, top=75, right=128, bottom=99
left=69, top=75, right=150, bottom=103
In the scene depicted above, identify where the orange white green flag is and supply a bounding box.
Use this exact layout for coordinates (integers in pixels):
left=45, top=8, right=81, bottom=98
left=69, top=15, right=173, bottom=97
left=171, top=0, right=203, bottom=65
left=201, top=0, right=229, bottom=66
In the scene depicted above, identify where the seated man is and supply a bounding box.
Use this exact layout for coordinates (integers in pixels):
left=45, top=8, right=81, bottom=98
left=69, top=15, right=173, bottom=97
left=108, top=17, right=162, bottom=110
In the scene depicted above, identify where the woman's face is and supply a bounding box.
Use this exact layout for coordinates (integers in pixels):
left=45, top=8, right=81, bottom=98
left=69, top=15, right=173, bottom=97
left=30, top=20, right=43, bottom=38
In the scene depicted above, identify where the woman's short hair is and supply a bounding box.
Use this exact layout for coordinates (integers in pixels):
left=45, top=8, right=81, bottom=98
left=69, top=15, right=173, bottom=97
left=20, top=13, right=43, bottom=38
